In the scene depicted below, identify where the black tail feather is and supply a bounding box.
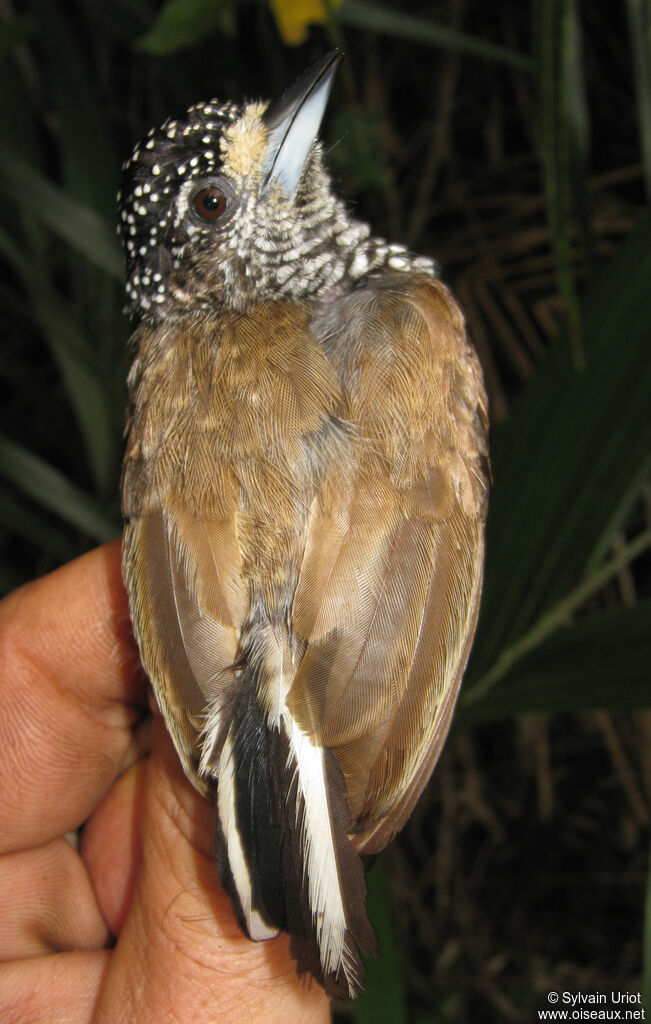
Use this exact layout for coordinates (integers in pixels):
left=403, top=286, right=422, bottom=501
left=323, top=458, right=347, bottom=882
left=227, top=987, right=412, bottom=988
left=210, top=666, right=378, bottom=999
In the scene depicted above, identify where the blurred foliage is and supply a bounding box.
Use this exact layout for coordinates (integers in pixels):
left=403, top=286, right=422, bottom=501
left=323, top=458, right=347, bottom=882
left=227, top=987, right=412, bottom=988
left=270, top=0, right=342, bottom=46
left=0, top=0, right=648, bottom=1020
left=138, top=0, right=235, bottom=53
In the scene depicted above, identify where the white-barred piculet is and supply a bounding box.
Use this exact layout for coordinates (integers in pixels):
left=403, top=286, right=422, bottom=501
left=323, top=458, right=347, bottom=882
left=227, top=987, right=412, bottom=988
left=119, top=51, right=488, bottom=999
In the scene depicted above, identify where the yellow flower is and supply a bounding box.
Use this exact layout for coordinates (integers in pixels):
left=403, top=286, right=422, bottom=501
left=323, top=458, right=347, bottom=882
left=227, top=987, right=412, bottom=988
left=270, top=0, right=342, bottom=46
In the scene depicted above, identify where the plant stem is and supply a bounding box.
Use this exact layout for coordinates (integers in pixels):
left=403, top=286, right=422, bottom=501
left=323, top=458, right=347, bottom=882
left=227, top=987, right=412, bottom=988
left=464, top=527, right=651, bottom=707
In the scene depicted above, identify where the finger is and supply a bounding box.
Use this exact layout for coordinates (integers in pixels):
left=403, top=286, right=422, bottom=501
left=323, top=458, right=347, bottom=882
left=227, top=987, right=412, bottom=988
left=0, top=838, right=110, bottom=960
left=0, top=541, right=148, bottom=853
left=0, top=950, right=109, bottom=1024
left=81, top=758, right=147, bottom=936
left=92, top=718, right=331, bottom=1024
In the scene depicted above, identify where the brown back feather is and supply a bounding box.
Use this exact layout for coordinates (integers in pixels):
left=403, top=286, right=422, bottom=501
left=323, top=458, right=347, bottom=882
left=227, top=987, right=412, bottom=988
left=289, top=274, right=488, bottom=840
left=123, top=273, right=487, bottom=849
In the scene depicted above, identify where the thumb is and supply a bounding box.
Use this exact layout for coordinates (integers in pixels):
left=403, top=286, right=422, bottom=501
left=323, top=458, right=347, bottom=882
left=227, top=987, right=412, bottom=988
left=91, top=716, right=330, bottom=1024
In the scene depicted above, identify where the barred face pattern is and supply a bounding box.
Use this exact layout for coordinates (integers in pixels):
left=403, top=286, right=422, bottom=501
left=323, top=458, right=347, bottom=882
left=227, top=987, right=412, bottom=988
left=118, top=97, right=435, bottom=319
left=118, top=100, right=239, bottom=315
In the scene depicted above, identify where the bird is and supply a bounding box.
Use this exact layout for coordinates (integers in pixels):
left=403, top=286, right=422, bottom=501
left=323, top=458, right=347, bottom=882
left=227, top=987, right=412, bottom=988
left=118, top=50, right=488, bottom=1000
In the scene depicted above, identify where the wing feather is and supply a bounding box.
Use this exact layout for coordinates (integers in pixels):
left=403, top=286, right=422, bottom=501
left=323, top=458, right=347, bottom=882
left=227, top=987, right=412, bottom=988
left=123, top=503, right=243, bottom=789
left=290, top=274, right=488, bottom=843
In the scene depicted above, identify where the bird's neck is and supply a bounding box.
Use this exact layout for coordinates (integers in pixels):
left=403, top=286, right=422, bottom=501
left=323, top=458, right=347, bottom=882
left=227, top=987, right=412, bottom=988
left=279, top=184, right=439, bottom=300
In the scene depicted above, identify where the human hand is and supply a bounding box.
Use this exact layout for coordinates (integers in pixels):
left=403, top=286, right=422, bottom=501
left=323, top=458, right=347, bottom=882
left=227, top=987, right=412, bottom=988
left=0, top=541, right=330, bottom=1023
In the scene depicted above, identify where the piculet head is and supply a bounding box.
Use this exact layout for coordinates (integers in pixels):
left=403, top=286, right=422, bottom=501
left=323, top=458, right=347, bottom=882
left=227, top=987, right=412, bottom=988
left=118, top=51, right=434, bottom=321
left=119, top=53, right=351, bottom=318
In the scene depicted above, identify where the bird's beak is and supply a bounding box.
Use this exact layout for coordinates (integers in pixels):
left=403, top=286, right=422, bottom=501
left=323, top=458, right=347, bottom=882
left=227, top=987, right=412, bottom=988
left=262, top=50, right=343, bottom=197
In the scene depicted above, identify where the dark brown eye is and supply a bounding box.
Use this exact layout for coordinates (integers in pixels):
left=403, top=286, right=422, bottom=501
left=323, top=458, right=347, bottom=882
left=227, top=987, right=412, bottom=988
left=193, top=186, right=226, bottom=221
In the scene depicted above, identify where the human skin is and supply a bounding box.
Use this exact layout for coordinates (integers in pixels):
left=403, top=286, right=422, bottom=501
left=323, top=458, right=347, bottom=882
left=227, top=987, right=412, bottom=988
left=0, top=540, right=330, bottom=1023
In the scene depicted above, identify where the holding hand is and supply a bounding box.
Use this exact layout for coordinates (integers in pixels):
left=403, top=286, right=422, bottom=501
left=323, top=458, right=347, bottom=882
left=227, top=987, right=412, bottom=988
left=0, top=541, right=330, bottom=1023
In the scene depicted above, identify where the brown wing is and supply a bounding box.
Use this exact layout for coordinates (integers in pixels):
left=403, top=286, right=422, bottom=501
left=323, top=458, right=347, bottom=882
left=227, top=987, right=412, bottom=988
left=288, top=274, right=488, bottom=854
left=121, top=319, right=249, bottom=791
left=122, top=504, right=245, bottom=792
left=121, top=306, right=344, bottom=791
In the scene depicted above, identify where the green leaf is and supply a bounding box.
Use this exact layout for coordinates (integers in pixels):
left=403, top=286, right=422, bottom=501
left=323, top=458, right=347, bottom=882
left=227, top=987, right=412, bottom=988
left=0, top=490, right=77, bottom=563
left=0, top=227, right=119, bottom=495
left=354, top=861, right=406, bottom=1024
left=32, top=295, right=119, bottom=495
left=459, top=604, right=651, bottom=726
left=0, top=15, right=36, bottom=65
left=138, top=0, right=234, bottom=54
left=627, top=0, right=651, bottom=202
left=465, top=529, right=651, bottom=708
left=0, top=155, right=122, bottom=279
left=339, top=0, right=533, bottom=71
left=0, top=32, right=43, bottom=180
left=0, top=436, right=118, bottom=543
left=0, top=563, right=27, bottom=595
left=538, top=0, right=590, bottom=367
left=329, top=109, right=388, bottom=192
left=30, top=0, right=119, bottom=224
left=644, top=839, right=651, bottom=1014
left=469, top=214, right=651, bottom=681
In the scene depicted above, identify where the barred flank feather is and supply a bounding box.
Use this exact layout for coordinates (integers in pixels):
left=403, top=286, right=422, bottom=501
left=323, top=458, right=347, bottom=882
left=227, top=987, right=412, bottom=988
left=203, top=666, right=377, bottom=999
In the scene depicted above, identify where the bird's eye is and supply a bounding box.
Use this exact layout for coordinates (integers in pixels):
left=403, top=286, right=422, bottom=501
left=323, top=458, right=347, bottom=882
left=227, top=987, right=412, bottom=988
left=193, top=186, right=227, bottom=222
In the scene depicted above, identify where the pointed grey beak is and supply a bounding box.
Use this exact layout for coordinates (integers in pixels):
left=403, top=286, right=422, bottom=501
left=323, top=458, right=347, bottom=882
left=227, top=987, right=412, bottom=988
left=262, top=50, right=343, bottom=197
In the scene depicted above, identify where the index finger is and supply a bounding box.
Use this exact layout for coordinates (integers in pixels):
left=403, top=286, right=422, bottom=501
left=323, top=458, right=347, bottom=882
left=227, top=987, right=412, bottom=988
left=0, top=540, right=148, bottom=854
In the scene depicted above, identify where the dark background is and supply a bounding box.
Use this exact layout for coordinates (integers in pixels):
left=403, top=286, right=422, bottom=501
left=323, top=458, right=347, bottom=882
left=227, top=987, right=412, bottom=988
left=0, top=1, right=649, bottom=1021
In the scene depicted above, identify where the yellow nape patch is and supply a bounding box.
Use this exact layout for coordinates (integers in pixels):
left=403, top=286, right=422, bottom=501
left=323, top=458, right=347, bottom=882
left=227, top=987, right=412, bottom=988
left=220, top=102, right=269, bottom=179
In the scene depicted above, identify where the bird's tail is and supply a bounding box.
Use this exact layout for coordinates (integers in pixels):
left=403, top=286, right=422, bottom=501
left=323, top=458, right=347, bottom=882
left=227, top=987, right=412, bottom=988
left=201, top=664, right=377, bottom=999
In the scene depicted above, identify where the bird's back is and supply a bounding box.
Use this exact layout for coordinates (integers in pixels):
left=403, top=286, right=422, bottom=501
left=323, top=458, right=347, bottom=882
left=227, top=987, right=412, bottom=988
left=122, top=271, right=487, bottom=997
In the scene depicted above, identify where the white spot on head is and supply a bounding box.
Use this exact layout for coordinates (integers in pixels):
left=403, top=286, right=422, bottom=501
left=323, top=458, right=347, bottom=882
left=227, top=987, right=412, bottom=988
left=388, top=254, right=409, bottom=271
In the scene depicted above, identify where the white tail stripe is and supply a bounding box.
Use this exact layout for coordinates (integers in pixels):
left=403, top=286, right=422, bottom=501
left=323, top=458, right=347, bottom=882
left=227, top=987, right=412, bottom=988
left=198, top=700, right=222, bottom=779
left=217, top=732, right=279, bottom=941
left=285, top=714, right=348, bottom=978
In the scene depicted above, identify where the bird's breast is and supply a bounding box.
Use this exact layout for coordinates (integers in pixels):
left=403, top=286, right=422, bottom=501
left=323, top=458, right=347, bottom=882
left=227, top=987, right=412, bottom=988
left=123, top=300, right=348, bottom=614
